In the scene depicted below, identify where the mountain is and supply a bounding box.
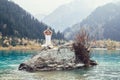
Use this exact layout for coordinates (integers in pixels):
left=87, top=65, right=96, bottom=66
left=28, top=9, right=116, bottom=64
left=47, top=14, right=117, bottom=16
left=64, top=2, right=120, bottom=41
left=34, top=14, right=46, bottom=21
left=0, top=0, right=64, bottom=40
left=42, top=0, right=99, bottom=32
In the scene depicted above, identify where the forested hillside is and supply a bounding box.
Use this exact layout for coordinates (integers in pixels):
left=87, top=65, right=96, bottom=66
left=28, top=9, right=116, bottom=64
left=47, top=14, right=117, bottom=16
left=0, top=0, right=64, bottom=40
left=64, top=3, right=120, bottom=41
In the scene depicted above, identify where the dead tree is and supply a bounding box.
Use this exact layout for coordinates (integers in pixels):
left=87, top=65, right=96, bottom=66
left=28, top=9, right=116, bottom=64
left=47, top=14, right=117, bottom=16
left=73, top=29, right=96, bottom=67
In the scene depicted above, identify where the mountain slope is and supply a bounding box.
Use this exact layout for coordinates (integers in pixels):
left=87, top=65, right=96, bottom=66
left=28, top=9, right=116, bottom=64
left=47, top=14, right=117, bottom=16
left=42, top=0, right=97, bottom=31
left=34, top=14, right=46, bottom=21
left=64, top=3, right=120, bottom=41
left=0, top=0, right=64, bottom=39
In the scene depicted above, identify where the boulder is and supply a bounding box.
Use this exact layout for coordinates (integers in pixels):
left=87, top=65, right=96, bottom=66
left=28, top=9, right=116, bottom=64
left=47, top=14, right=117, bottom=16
left=19, top=63, right=34, bottom=72
left=19, top=48, right=97, bottom=72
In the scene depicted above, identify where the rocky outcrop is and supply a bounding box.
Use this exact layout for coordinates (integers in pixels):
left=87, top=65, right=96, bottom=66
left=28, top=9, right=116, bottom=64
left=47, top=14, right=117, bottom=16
left=18, top=48, right=97, bottom=72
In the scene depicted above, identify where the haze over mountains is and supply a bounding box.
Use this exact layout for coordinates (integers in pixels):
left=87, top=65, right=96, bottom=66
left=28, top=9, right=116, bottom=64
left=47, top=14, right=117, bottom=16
left=64, top=2, right=120, bottom=41
left=40, top=0, right=116, bottom=32
left=41, top=0, right=96, bottom=31
left=1, top=0, right=120, bottom=41
left=34, top=14, right=46, bottom=21
left=0, top=0, right=64, bottom=39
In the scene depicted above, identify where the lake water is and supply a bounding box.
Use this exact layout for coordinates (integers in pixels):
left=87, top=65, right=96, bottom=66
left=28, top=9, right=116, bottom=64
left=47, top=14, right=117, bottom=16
left=0, top=50, right=120, bottom=80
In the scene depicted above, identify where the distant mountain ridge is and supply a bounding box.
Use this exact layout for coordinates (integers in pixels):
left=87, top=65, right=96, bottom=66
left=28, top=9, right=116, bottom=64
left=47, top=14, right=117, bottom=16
left=34, top=14, right=46, bottom=21
left=42, top=0, right=97, bottom=31
left=64, top=2, right=120, bottom=41
left=0, top=0, right=64, bottom=39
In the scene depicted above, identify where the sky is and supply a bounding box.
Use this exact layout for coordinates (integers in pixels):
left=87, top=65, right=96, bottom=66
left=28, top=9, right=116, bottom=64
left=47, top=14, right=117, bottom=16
left=11, top=0, right=120, bottom=16
left=11, top=0, right=73, bottom=15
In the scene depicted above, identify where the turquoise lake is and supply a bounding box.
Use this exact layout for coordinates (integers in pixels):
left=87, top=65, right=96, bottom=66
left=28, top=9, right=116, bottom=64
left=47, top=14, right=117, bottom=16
left=0, top=50, right=120, bottom=80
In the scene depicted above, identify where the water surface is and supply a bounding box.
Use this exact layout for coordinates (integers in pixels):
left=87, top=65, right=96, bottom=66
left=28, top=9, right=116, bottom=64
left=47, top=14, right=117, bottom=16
left=0, top=50, right=120, bottom=80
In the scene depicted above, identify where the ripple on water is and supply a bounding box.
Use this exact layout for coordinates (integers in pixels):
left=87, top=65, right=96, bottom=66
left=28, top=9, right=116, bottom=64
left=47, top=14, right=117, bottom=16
left=0, top=50, right=120, bottom=80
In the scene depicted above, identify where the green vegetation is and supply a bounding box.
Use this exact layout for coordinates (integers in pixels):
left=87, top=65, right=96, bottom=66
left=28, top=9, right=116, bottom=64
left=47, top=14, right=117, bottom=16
left=65, top=3, right=120, bottom=41
left=0, top=34, right=42, bottom=50
left=0, top=0, right=64, bottom=40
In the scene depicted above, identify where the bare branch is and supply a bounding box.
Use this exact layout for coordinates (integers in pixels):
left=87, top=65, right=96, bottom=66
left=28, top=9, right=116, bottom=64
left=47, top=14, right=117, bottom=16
left=73, top=28, right=92, bottom=67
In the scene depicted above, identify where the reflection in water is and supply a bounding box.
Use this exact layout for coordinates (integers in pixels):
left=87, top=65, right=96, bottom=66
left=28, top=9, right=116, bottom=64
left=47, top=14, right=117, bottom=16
left=0, top=50, right=120, bottom=80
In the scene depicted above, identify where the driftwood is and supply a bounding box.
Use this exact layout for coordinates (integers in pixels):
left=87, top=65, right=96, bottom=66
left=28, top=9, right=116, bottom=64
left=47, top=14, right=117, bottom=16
left=73, top=29, right=97, bottom=67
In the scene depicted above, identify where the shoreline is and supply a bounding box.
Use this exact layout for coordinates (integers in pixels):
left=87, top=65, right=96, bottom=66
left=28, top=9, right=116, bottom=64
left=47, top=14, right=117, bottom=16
left=92, top=48, right=120, bottom=50
left=92, top=48, right=107, bottom=50
left=0, top=46, right=120, bottom=51
left=0, top=45, right=42, bottom=51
